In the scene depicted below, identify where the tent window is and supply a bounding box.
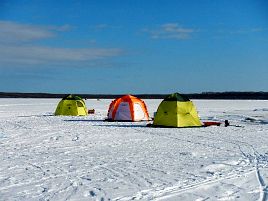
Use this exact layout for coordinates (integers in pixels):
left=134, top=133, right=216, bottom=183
left=77, top=101, right=83, bottom=107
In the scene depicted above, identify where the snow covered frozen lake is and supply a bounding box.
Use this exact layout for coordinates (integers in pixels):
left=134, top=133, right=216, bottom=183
left=0, top=98, right=268, bottom=201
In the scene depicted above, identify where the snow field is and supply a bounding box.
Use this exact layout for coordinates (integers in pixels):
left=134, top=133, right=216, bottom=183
left=0, top=99, right=268, bottom=201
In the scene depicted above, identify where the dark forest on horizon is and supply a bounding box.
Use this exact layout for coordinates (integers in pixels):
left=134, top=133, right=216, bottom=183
left=0, top=92, right=268, bottom=100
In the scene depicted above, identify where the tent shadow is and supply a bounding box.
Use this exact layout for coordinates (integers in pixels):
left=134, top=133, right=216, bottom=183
left=63, top=119, right=104, bottom=122
left=18, top=114, right=54, bottom=117
left=64, top=119, right=147, bottom=127
left=95, top=124, right=146, bottom=128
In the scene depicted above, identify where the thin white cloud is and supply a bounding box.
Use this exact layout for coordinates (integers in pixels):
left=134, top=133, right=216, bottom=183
left=229, top=28, right=265, bottom=34
left=94, top=24, right=110, bottom=30
left=52, top=24, right=73, bottom=32
left=0, top=45, right=123, bottom=66
left=92, top=24, right=121, bottom=31
left=144, top=23, right=196, bottom=40
left=0, top=21, right=123, bottom=67
left=0, top=21, right=57, bottom=43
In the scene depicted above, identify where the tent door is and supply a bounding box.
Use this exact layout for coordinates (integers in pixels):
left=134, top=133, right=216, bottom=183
left=134, top=103, right=145, bottom=121
left=115, top=102, right=131, bottom=120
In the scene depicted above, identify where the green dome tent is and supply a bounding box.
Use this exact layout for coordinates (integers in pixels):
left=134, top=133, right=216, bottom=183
left=153, top=93, right=202, bottom=127
left=55, top=95, right=88, bottom=116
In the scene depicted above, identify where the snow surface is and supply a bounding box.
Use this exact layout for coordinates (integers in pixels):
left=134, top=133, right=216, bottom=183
left=0, top=98, right=268, bottom=201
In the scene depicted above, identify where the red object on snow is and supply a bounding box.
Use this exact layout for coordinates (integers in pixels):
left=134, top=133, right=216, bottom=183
left=203, top=121, right=222, bottom=127
left=88, top=109, right=95, bottom=114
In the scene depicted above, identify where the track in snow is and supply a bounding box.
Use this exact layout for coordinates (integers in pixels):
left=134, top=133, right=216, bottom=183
left=0, top=99, right=268, bottom=200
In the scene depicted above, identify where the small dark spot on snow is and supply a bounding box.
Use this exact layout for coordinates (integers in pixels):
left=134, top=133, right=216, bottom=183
left=89, top=190, right=96, bottom=197
left=206, top=171, right=214, bottom=175
left=81, top=176, right=91, bottom=181
left=42, top=187, right=48, bottom=193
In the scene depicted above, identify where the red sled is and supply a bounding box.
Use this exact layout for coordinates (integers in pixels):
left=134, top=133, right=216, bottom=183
left=203, top=121, right=222, bottom=127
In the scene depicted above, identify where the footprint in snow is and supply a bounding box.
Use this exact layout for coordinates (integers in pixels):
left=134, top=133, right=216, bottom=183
left=89, top=190, right=96, bottom=197
left=50, top=136, right=60, bottom=141
left=85, top=188, right=110, bottom=201
left=72, top=136, right=79, bottom=141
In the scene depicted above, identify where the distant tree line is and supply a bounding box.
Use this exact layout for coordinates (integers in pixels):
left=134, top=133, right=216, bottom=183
left=0, top=91, right=268, bottom=100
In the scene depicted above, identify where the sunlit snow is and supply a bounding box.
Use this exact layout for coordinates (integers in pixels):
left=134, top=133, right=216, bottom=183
left=0, top=99, right=268, bottom=201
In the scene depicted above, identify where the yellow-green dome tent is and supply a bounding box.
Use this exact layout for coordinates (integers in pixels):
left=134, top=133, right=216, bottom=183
left=153, top=93, right=202, bottom=127
left=55, top=95, right=88, bottom=116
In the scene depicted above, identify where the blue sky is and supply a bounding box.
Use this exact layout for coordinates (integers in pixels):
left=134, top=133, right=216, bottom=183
left=0, top=0, right=267, bottom=94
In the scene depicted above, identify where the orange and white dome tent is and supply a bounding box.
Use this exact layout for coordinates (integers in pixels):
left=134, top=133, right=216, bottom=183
left=107, top=95, right=149, bottom=121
